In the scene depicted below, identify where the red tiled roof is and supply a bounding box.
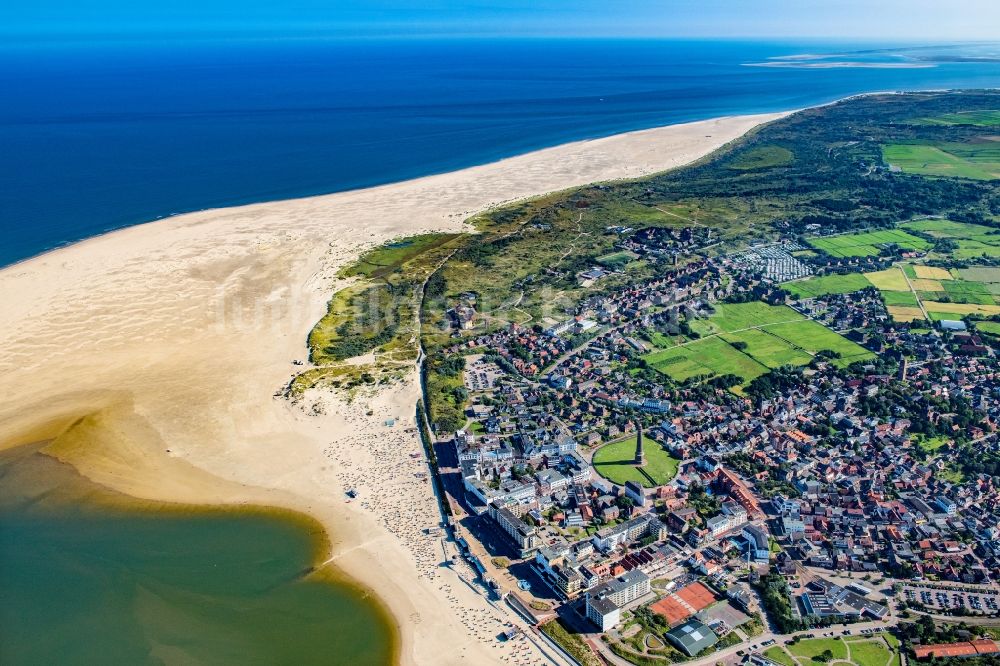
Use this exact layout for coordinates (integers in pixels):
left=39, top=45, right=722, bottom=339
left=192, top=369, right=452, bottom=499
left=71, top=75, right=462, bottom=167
left=913, top=640, right=1000, bottom=659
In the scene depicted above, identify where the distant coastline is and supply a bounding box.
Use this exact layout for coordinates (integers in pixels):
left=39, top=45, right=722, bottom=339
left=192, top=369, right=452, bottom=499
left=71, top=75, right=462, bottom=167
left=4, top=37, right=1000, bottom=267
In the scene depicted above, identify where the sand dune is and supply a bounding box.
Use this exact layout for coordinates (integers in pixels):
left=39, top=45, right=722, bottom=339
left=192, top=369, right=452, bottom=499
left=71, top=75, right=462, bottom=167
left=0, top=111, right=786, bottom=665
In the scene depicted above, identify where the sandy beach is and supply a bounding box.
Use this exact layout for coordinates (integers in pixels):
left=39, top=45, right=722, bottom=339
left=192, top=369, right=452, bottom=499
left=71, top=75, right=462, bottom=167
left=0, top=111, right=786, bottom=665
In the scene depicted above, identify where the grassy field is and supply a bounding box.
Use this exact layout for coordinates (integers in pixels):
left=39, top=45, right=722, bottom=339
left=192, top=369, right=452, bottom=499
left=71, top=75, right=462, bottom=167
left=783, top=273, right=873, bottom=298
left=645, top=335, right=770, bottom=383
left=540, top=619, right=600, bottom=666
left=924, top=301, right=1000, bottom=316
left=808, top=230, right=930, bottom=258
left=645, top=302, right=871, bottom=382
left=596, top=250, right=639, bottom=268
left=913, top=265, right=953, bottom=280
left=728, top=145, right=794, bottom=170
left=913, top=110, right=1000, bottom=126
left=900, top=219, right=1000, bottom=260
left=592, top=436, right=681, bottom=488
left=942, top=279, right=995, bottom=304
left=765, top=320, right=875, bottom=367
left=882, top=290, right=920, bottom=307
left=722, top=328, right=813, bottom=368
left=688, top=302, right=804, bottom=336
left=767, top=636, right=899, bottom=666
left=958, top=266, right=1000, bottom=283
left=977, top=321, right=1000, bottom=336
left=864, top=266, right=911, bottom=291
left=788, top=637, right=848, bottom=662
left=883, top=142, right=1000, bottom=180
left=887, top=305, right=925, bottom=322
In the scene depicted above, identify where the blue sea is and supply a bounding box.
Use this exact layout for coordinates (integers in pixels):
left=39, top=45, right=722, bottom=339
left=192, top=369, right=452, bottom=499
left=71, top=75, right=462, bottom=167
left=1, top=37, right=999, bottom=267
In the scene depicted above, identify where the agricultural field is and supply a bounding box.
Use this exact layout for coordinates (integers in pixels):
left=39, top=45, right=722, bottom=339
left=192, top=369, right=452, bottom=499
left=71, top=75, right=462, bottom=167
left=644, top=336, right=769, bottom=383
left=592, top=436, right=681, bottom=488
left=881, top=290, right=920, bottom=307
left=942, top=279, right=995, bottom=304
left=882, top=142, right=1000, bottom=180
left=957, top=266, right=1000, bottom=288
left=977, top=321, right=1000, bottom=340
left=924, top=301, right=1000, bottom=317
left=721, top=328, right=813, bottom=368
left=886, top=306, right=925, bottom=322
left=807, top=229, right=930, bottom=258
left=764, top=320, right=875, bottom=367
left=910, top=278, right=944, bottom=292
left=901, top=219, right=1000, bottom=260
left=688, top=301, right=804, bottom=336
left=782, top=272, right=873, bottom=298
left=913, top=265, right=953, bottom=280
left=644, top=302, right=871, bottom=383
left=912, top=109, right=1000, bottom=126
left=864, top=266, right=911, bottom=291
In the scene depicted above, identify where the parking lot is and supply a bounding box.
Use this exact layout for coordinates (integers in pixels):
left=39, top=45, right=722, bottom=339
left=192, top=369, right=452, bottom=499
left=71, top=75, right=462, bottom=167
left=463, top=357, right=505, bottom=391
left=901, top=585, right=1000, bottom=614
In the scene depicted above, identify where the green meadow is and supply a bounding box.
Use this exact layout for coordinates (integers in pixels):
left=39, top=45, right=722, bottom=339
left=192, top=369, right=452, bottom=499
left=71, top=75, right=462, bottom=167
left=807, top=229, right=930, bottom=257
left=644, top=302, right=872, bottom=384
left=912, top=110, right=1000, bottom=126
left=901, top=219, right=1000, bottom=260
left=882, top=142, right=1000, bottom=180
left=783, top=272, right=873, bottom=298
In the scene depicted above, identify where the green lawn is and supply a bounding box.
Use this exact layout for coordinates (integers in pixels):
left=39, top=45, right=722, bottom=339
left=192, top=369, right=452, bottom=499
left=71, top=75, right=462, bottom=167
left=914, top=434, right=949, bottom=454
left=883, top=143, right=1000, bottom=180
left=783, top=273, right=873, bottom=298
left=808, top=229, right=931, bottom=258
left=847, top=639, right=894, bottom=666
left=764, top=647, right=797, bottom=666
left=592, top=436, right=681, bottom=488
left=787, top=637, right=848, bottom=662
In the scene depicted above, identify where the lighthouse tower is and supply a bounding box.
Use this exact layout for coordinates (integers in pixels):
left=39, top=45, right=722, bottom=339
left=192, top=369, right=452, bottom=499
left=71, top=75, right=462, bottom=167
left=634, top=422, right=646, bottom=466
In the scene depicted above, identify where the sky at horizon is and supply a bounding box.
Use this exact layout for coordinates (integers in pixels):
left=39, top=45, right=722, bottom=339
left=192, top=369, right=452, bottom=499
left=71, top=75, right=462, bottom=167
left=4, top=0, right=1000, bottom=42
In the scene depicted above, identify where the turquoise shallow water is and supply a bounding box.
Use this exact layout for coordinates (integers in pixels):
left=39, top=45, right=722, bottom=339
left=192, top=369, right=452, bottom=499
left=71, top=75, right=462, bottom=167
left=0, top=445, right=396, bottom=666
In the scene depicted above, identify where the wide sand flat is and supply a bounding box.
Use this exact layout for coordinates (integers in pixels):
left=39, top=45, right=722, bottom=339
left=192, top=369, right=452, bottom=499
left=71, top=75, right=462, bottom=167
left=0, top=112, right=785, bottom=665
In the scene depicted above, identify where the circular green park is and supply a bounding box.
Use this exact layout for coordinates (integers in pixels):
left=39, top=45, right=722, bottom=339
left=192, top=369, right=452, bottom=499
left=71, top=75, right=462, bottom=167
left=592, top=436, right=680, bottom=488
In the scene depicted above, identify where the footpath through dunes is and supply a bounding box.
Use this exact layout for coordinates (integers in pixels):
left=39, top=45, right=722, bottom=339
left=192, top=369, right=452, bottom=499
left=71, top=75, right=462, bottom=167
left=0, top=112, right=786, bottom=666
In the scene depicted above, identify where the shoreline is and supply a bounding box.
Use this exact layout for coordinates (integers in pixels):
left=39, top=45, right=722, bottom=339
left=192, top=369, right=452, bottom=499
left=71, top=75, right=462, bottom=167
left=0, top=110, right=788, bottom=664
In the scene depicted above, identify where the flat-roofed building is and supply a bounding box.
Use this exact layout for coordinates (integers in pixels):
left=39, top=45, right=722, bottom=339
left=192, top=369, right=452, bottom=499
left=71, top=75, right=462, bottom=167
left=584, top=570, right=650, bottom=631
left=666, top=618, right=719, bottom=656
left=488, top=502, right=541, bottom=557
